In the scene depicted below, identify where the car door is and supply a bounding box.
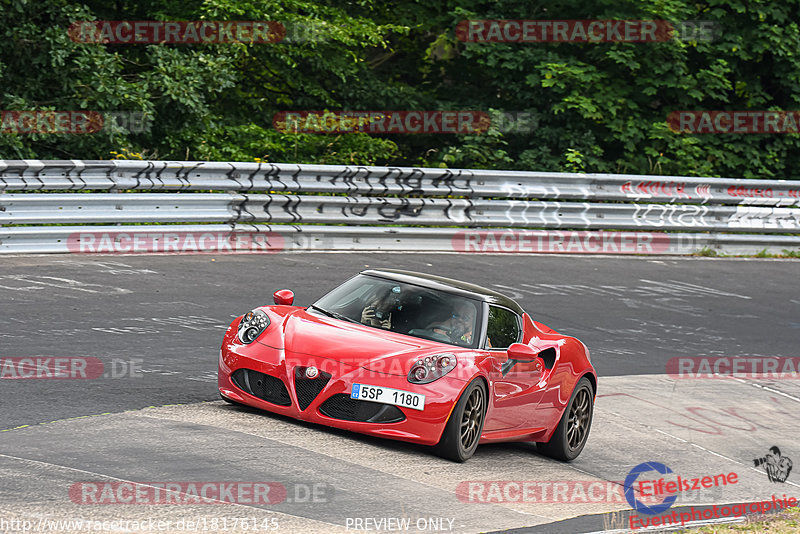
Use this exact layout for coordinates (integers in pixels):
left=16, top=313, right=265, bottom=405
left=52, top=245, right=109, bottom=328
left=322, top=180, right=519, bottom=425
left=482, top=305, right=548, bottom=432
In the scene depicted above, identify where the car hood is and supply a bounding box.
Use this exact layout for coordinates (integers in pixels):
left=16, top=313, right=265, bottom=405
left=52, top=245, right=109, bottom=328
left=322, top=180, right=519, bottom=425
left=257, top=307, right=462, bottom=375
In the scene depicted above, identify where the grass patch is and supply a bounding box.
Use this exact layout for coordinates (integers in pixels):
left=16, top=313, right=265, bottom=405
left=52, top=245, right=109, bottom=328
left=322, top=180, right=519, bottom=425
left=687, top=505, right=800, bottom=533
left=739, top=248, right=800, bottom=259
left=690, top=247, right=800, bottom=259
left=754, top=248, right=771, bottom=258
left=693, top=247, right=723, bottom=257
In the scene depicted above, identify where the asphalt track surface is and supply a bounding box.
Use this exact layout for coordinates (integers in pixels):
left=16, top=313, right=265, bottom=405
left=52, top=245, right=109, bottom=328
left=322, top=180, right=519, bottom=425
left=0, top=253, right=798, bottom=533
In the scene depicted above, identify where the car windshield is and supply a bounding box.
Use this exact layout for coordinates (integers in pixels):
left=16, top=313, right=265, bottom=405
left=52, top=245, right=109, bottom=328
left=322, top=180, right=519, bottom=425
left=311, top=274, right=483, bottom=348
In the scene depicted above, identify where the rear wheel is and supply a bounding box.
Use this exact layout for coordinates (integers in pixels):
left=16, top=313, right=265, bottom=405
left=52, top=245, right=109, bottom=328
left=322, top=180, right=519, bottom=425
left=537, top=377, right=594, bottom=461
left=435, top=379, right=487, bottom=462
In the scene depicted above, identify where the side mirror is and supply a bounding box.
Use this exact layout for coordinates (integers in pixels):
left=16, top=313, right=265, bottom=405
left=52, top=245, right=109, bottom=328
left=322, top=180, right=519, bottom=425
left=502, top=343, right=549, bottom=377
left=507, top=343, right=539, bottom=362
left=273, top=289, right=294, bottom=306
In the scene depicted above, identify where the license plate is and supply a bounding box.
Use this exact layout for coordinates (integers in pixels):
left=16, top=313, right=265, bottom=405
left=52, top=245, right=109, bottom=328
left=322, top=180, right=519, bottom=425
left=351, top=383, right=425, bottom=411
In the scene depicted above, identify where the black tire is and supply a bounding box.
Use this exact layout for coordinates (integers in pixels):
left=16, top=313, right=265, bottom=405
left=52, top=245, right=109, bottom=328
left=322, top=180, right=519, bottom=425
left=537, top=377, right=594, bottom=461
left=435, top=379, right=487, bottom=462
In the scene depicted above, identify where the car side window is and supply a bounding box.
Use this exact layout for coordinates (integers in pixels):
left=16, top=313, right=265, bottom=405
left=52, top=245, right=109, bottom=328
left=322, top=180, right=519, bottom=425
left=486, top=306, right=520, bottom=349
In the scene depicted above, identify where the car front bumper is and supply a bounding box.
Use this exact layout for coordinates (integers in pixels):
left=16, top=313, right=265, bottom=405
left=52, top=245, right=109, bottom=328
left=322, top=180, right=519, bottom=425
left=218, top=339, right=468, bottom=446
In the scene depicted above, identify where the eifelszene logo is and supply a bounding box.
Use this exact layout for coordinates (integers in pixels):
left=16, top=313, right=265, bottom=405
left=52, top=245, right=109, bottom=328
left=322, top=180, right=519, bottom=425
left=624, top=462, right=738, bottom=515
left=754, top=446, right=793, bottom=483
left=624, top=462, right=678, bottom=515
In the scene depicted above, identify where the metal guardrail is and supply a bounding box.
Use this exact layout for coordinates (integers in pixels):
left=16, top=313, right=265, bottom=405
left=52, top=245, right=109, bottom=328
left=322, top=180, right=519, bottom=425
left=3, top=193, right=800, bottom=232
left=1, top=160, right=798, bottom=255
left=2, top=160, right=800, bottom=205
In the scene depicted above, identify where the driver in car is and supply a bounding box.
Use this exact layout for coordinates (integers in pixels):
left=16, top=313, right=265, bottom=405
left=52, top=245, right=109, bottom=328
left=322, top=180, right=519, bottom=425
left=430, top=301, right=476, bottom=344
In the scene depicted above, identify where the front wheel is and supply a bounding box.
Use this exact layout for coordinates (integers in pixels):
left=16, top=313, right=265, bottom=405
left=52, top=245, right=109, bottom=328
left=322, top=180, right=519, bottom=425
left=435, top=379, right=487, bottom=462
left=537, top=377, right=594, bottom=461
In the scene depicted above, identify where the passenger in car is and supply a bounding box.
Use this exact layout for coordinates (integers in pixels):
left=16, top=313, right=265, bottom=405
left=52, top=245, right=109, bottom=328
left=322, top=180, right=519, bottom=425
left=360, top=290, right=394, bottom=330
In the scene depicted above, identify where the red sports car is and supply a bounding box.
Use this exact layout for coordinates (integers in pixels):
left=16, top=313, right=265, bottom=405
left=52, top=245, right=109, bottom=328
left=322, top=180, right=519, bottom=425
left=218, top=269, right=596, bottom=462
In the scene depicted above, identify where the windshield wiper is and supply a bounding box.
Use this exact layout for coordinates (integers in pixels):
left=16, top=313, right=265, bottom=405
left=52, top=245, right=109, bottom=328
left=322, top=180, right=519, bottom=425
left=309, top=305, right=360, bottom=324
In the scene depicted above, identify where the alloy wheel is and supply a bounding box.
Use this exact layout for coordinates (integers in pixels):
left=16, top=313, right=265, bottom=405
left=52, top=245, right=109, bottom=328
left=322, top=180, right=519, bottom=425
left=460, top=386, right=485, bottom=451
left=566, top=387, right=591, bottom=450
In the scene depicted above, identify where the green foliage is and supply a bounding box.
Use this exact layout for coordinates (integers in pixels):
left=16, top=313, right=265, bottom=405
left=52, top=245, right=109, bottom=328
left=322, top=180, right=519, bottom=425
left=693, top=247, right=721, bottom=257
left=1, top=0, right=799, bottom=179
left=564, top=149, right=586, bottom=173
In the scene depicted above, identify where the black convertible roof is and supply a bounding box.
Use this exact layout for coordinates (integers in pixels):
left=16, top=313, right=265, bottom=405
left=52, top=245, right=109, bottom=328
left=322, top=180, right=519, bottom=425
left=361, top=269, right=524, bottom=315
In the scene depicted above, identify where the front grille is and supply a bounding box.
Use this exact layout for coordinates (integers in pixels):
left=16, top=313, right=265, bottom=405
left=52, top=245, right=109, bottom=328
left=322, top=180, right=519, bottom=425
left=231, top=368, right=291, bottom=407
left=293, top=367, right=332, bottom=410
left=319, top=394, right=406, bottom=423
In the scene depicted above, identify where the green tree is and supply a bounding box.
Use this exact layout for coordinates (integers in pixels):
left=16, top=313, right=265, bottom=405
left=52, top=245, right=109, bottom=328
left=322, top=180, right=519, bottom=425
left=2, top=0, right=800, bottom=179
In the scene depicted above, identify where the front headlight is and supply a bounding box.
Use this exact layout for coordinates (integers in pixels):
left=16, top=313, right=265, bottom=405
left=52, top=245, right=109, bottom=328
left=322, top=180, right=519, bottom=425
left=408, top=353, right=457, bottom=384
left=237, top=309, right=270, bottom=344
